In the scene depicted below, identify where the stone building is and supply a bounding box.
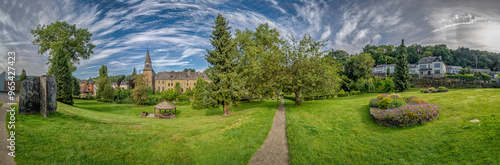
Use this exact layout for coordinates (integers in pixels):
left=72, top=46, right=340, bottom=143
left=142, top=50, right=211, bottom=94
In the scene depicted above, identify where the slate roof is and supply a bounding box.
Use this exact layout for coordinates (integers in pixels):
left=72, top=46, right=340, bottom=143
left=418, top=56, right=442, bottom=64
left=448, top=66, right=463, bottom=70
left=374, top=64, right=395, bottom=68
left=155, top=71, right=210, bottom=80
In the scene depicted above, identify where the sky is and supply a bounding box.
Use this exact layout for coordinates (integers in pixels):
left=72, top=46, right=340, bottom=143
left=1, top=0, right=500, bottom=79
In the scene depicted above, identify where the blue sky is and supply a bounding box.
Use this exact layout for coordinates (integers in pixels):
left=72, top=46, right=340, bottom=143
left=1, top=0, right=500, bottom=79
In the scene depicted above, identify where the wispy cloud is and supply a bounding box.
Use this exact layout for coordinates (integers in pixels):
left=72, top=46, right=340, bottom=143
left=431, top=13, right=485, bottom=32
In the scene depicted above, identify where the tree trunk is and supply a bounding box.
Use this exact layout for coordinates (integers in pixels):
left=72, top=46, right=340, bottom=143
left=223, top=102, right=229, bottom=115
left=248, top=94, right=252, bottom=102
left=294, top=91, right=301, bottom=105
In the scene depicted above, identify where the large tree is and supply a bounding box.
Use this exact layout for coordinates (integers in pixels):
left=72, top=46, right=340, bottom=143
left=235, top=23, right=285, bottom=102
left=53, top=47, right=74, bottom=105
left=205, top=13, right=241, bottom=115
left=174, top=82, right=183, bottom=94
left=191, top=76, right=207, bottom=109
left=394, top=39, right=411, bottom=91
left=283, top=34, right=340, bottom=105
left=131, top=74, right=148, bottom=106
left=31, top=21, right=95, bottom=73
left=97, top=65, right=113, bottom=101
left=344, top=53, right=375, bottom=81
left=72, top=76, right=80, bottom=96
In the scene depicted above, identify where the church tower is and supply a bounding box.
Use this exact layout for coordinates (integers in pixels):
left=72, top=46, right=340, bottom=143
left=143, top=50, right=155, bottom=92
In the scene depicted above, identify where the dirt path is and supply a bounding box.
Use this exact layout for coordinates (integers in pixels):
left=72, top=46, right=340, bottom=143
left=0, top=103, right=16, bottom=165
left=249, top=99, right=289, bottom=165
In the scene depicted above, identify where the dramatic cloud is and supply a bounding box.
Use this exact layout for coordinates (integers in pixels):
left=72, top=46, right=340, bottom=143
left=1, top=0, right=500, bottom=79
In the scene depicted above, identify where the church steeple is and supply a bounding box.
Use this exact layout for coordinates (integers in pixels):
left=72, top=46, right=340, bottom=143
left=144, top=49, right=153, bottom=71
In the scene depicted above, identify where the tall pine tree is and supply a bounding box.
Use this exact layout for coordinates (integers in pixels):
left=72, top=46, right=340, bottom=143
left=53, top=47, right=74, bottom=105
left=191, top=76, right=207, bottom=109
left=205, top=13, right=241, bottom=115
left=394, top=39, right=411, bottom=91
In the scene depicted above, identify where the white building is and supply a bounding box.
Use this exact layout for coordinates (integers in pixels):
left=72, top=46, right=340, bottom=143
left=418, top=56, right=446, bottom=78
left=372, top=64, right=395, bottom=75
left=446, top=66, right=462, bottom=75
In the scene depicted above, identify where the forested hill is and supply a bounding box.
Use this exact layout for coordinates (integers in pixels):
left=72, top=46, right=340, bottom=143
left=361, top=44, right=500, bottom=71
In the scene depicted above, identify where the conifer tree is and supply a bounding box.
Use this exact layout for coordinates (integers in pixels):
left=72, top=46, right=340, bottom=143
left=53, top=47, right=74, bottom=105
left=131, top=74, right=148, bottom=106
left=191, top=76, right=207, bottom=109
left=205, top=13, right=241, bottom=115
left=19, top=69, right=27, bottom=92
left=394, top=39, right=411, bottom=91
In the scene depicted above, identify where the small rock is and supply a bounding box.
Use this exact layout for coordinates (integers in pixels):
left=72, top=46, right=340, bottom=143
left=470, top=119, right=480, bottom=123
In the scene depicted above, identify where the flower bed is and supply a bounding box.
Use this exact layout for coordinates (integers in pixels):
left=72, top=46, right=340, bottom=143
left=369, top=94, right=440, bottom=127
left=421, top=87, right=448, bottom=93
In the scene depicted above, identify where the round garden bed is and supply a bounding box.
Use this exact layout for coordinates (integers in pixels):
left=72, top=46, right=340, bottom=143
left=369, top=93, right=440, bottom=127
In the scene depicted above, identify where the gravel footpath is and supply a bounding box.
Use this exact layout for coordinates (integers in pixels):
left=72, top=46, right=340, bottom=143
left=249, top=99, right=289, bottom=165
left=0, top=103, right=16, bottom=165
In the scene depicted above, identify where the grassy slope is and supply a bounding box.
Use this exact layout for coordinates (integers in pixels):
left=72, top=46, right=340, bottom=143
left=286, top=88, right=499, bottom=164
left=14, top=99, right=280, bottom=164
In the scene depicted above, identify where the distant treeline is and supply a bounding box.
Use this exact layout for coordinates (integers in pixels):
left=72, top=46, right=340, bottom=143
left=360, top=44, right=500, bottom=71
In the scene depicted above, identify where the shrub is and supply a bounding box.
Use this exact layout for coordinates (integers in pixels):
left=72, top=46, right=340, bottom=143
left=388, top=98, right=406, bottom=109
left=389, top=92, right=400, bottom=99
left=369, top=98, right=380, bottom=108
left=377, top=94, right=388, bottom=99
left=377, top=103, right=441, bottom=127
left=337, top=89, right=349, bottom=97
left=428, top=87, right=435, bottom=92
left=350, top=90, right=361, bottom=95
left=423, top=89, right=429, bottom=93
left=406, top=96, right=428, bottom=104
left=437, top=87, right=449, bottom=92
left=383, top=77, right=395, bottom=92
left=177, top=94, right=190, bottom=102
left=379, top=97, right=393, bottom=109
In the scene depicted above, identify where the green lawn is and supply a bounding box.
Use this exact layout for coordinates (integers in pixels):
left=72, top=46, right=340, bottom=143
left=13, top=99, right=280, bottom=164
left=286, top=88, right=499, bottom=164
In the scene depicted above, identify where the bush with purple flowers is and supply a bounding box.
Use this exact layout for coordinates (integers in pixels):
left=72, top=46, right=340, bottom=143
left=375, top=103, right=440, bottom=127
left=369, top=94, right=440, bottom=127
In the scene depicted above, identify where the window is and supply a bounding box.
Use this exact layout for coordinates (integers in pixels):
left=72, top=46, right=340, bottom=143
left=171, top=80, right=173, bottom=82
left=194, top=83, right=196, bottom=86
left=187, top=80, right=189, bottom=82
left=434, top=70, right=440, bottom=74
left=420, top=65, right=426, bottom=69
left=434, top=63, right=440, bottom=68
left=162, top=80, right=164, bottom=84
left=187, top=83, right=189, bottom=86
left=162, top=87, right=165, bottom=91
left=158, top=80, right=160, bottom=83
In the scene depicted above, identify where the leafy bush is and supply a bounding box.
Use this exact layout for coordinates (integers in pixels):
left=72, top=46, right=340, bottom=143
left=406, top=96, right=428, bottom=104
left=379, top=97, right=393, bottom=109
left=383, top=78, right=395, bottom=92
left=377, top=104, right=441, bottom=127
left=337, top=89, right=349, bottom=97
left=389, top=92, right=400, bottom=99
left=177, top=94, right=190, bottom=102
left=437, top=87, right=449, bottom=92
left=162, top=89, right=178, bottom=101
left=447, top=74, right=475, bottom=80
left=388, top=98, right=406, bottom=109
left=423, top=89, right=429, bottom=93
left=369, top=98, right=380, bottom=108
left=377, top=94, right=388, bottom=99
left=350, top=90, right=361, bottom=95
left=428, top=87, right=435, bottom=92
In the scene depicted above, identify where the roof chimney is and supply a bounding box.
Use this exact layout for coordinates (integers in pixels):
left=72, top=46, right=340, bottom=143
left=439, top=56, right=442, bottom=60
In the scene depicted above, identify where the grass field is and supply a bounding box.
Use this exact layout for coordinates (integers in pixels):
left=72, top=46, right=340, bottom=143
left=12, top=99, right=280, bottom=164
left=286, top=88, right=499, bottom=164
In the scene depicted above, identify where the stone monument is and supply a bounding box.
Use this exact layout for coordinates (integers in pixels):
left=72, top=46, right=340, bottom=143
left=18, top=75, right=57, bottom=118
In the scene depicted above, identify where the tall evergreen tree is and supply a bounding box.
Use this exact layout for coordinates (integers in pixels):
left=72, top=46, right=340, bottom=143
left=132, top=67, right=137, bottom=76
left=191, top=76, right=207, bottom=109
left=131, top=74, right=148, bottom=106
left=20, top=69, right=27, bottom=81
left=53, top=47, right=74, bottom=105
left=394, top=39, right=411, bottom=91
left=19, top=69, right=27, bottom=92
left=205, top=13, right=241, bottom=115
left=72, top=76, right=80, bottom=96
left=174, top=82, right=183, bottom=94
left=97, top=65, right=108, bottom=98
